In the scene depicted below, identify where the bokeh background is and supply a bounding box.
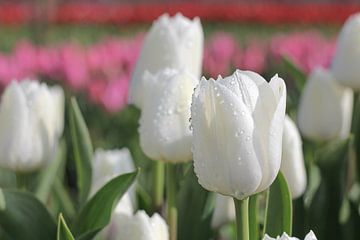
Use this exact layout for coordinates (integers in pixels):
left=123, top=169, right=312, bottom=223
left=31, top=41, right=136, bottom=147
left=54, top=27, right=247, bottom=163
left=0, top=2, right=359, bottom=238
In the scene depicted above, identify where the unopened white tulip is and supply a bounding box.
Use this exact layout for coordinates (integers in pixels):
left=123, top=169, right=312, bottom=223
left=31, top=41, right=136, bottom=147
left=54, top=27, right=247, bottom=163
left=139, top=69, right=198, bottom=163
left=281, top=116, right=306, bottom=199
left=332, top=13, right=360, bottom=90
left=263, top=231, right=317, bottom=240
left=0, top=80, right=64, bottom=172
left=90, top=148, right=136, bottom=205
left=191, top=70, right=286, bottom=200
left=107, top=210, right=169, bottom=240
left=129, top=13, right=204, bottom=108
left=211, top=194, right=235, bottom=228
left=297, top=68, right=353, bottom=141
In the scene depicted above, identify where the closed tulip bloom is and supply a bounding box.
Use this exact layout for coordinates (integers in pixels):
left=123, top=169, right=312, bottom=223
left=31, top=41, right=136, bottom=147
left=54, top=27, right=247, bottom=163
left=211, top=194, right=235, bottom=228
left=0, top=80, right=64, bottom=172
left=90, top=148, right=136, bottom=205
left=107, top=210, right=169, bottom=240
left=281, top=116, right=306, bottom=199
left=191, top=70, right=286, bottom=200
left=332, top=13, right=360, bottom=90
left=297, top=68, right=353, bottom=141
left=263, top=231, right=317, bottom=240
left=139, top=69, right=198, bottom=163
left=129, top=13, right=204, bottom=108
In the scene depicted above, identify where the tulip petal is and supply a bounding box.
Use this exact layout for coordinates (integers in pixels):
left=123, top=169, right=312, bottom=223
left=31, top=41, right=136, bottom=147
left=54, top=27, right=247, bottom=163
left=297, top=69, right=345, bottom=140
left=139, top=69, right=197, bottom=162
left=192, top=78, right=262, bottom=199
left=255, top=75, right=286, bottom=193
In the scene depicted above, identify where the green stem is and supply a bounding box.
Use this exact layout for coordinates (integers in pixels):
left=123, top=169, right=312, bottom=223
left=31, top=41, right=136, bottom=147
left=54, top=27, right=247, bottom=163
left=16, top=172, right=27, bottom=190
left=249, top=195, right=259, bottom=240
left=54, top=177, right=76, bottom=218
left=153, top=161, right=164, bottom=212
left=166, top=163, right=177, bottom=240
left=234, top=197, right=249, bottom=240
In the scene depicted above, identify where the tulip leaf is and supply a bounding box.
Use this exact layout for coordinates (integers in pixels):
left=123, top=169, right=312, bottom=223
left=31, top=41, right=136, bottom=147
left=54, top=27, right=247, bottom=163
left=282, top=56, right=306, bottom=90
left=69, top=97, right=93, bottom=206
left=308, top=137, right=351, bottom=239
left=0, top=189, right=56, bottom=240
left=57, top=213, right=75, bottom=240
left=74, top=170, right=138, bottom=240
left=177, top=165, right=215, bottom=240
left=35, top=139, right=66, bottom=203
left=263, top=171, right=292, bottom=237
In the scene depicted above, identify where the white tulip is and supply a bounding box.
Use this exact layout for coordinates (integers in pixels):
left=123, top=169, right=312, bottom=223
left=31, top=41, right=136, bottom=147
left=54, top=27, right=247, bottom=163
left=106, top=210, right=169, bottom=240
left=281, top=116, right=306, bottom=199
left=297, top=68, right=353, bottom=141
left=129, top=13, right=204, bottom=108
left=90, top=148, right=136, bottom=205
left=332, top=13, right=360, bottom=90
left=191, top=70, right=286, bottom=200
left=139, top=68, right=198, bottom=163
left=0, top=80, right=64, bottom=172
left=263, top=231, right=317, bottom=240
left=211, top=194, right=235, bottom=228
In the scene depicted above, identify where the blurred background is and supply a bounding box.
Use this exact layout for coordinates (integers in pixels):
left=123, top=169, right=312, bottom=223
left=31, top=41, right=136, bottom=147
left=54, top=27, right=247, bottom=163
left=0, top=1, right=359, bottom=239
left=0, top=0, right=359, bottom=193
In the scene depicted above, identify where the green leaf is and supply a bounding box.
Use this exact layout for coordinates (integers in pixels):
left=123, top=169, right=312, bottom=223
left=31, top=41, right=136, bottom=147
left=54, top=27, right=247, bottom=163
left=69, top=97, right=93, bottom=206
left=36, top=140, right=66, bottom=203
left=308, top=137, right=351, bottom=239
left=74, top=170, right=138, bottom=240
left=0, top=189, right=56, bottom=240
left=57, top=213, right=75, bottom=240
left=282, top=56, right=306, bottom=90
left=263, top=172, right=292, bottom=237
left=177, top=165, right=215, bottom=240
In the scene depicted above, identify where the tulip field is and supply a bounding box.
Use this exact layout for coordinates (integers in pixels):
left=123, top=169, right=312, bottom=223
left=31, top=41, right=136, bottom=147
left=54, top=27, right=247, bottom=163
left=1, top=4, right=360, bottom=240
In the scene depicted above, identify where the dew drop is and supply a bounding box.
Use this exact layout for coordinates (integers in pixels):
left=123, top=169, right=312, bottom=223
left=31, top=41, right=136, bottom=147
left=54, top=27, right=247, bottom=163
left=216, top=93, right=220, bottom=97
left=233, top=111, right=238, bottom=116
left=246, top=136, right=250, bottom=141
left=241, top=111, right=245, bottom=116
left=240, top=130, right=244, bottom=135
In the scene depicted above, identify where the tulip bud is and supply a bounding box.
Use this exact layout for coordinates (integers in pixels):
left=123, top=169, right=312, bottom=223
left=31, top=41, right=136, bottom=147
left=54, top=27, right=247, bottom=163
left=281, top=116, right=306, bottom=199
left=263, top=231, right=317, bottom=240
left=332, top=13, right=360, bottom=90
left=191, top=70, right=286, bottom=200
left=139, top=68, right=198, bottom=163
left=129, top=13, right=204, bottom=108
left=297, top=68, right=353, bottom=141
left=107, top=210, right=169, bottom=240
left=211, top=194, right=235, bottom=228
left=0, top=80, right=64, bottom=172
left=90, top=148, right=136, bottom=205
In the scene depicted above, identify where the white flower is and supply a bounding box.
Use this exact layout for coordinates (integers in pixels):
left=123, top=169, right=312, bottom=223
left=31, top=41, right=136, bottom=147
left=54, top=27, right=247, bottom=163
left=0, top=80, right=64, bottom=172
left=211, top=194, right=235, bottom=228
left=139, top=68, right=198, bottom=163
left=332, top=13, right=360, bottom=90
left=90, top=148, right=136, bottom=206
left=263, top=231, right=317, bottom=240
left=191, top=70, right=286, bottom=199
left=129, top=13, right=204, bottom=108
left=297, top=68, right=353, bottom=141
left=281, top=116, right=307, bottom=199
left=107, top=210, right=169, bottom=240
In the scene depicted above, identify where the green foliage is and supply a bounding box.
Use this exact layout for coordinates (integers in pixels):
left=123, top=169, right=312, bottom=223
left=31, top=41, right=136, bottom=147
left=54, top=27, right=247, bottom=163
left=0, top=189, right=56, bottom=240
left=57, top=213, right=75, bottom=240
left=69, top=97, right=93, bottom=206
left=177, top=165, right=215, bottom=240
left=264, top=172, right=293, bottom=238
left=74, top=171, right=138, bottom=240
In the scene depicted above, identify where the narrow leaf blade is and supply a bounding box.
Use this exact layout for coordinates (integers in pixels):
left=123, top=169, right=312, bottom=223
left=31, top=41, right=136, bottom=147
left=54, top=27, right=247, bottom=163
left=69, top=97, right=93, bottom=206
left=75, top=170, right=138, bottom=239
left=264, top=172, right=292, bottom=237
left=57, top=213, right=75, bottom=240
